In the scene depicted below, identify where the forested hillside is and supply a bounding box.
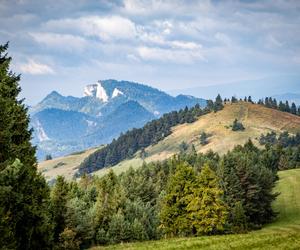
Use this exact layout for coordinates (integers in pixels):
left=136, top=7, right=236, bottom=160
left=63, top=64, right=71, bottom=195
left=78, top=95, right=224, bottom=176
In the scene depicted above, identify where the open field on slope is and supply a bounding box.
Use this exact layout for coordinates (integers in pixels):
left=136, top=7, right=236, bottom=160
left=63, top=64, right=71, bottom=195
left=38, top=147, right=101, bottom=181
left=92, top=168, right=300, bottom=250
left=94, top=102, right=300, bottom=177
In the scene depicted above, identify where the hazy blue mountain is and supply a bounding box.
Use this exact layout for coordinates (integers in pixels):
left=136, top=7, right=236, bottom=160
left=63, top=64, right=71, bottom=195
left=31, top=79, right=207, bottom=160
left=31, top=108, right=98, bottom=142
left=83, top=101, right=155, bottom=146
left=169, top=75, right=300, bottom=100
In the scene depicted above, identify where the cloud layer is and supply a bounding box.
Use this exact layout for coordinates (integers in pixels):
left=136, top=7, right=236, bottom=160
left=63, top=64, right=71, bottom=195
left=0, top=0, right=300, bottom=103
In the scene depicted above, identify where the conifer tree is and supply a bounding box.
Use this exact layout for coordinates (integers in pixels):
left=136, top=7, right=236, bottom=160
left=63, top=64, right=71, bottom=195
left=200, top=132, right=209, bottom=145
left=51, top=176, right=69, bottom=242
left=187, top=164, right=228, bottom=235
left=160, top=162, right=196, bottom=236
left=0, top=43, right=53, bottom=249
left=214, top=94, right=224, bottom=112
left=291, top=102, right=297, bottom=115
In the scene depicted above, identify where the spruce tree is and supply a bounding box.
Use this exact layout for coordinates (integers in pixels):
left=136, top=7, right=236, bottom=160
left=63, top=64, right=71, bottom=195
left=0, top=43, right=53, bottom=249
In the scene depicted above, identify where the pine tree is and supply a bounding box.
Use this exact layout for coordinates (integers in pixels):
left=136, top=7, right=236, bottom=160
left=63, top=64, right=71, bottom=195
left=279, top=101, right=285, bottom=111
left=187, top=164, right=228, bottom=235
left=200, top=132, right=209, bottom=145
left=291, top=102, right=297, bottom=115
left=0, top=43, right=53, bottom=249
left=285, top=101, right=290, bottom=112
left=231, top=96, right=238, bottom=103
left=232, top=119, right=245, bottom=131
left=214, top=94, right=224, bottom=112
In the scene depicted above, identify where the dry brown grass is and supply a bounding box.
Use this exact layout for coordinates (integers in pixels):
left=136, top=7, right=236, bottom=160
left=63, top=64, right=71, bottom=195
left=95, top=102, right=300, bottom=176
left=38, top=147, right=100, bottom=181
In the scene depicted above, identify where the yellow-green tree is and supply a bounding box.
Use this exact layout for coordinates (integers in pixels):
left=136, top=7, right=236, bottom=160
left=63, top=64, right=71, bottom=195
left=187, top=164, right=228, bottom=235
left=159, top=162, right=196, bottom=237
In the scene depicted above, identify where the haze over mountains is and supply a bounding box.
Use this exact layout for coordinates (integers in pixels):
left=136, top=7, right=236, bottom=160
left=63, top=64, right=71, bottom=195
left=170, top=75, right=300, bottom=101
left=31, top=79, right=206, bottom=160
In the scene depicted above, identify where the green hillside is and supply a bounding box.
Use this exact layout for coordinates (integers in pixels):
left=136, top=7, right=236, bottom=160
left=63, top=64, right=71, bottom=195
left=94, top=102, right=300, bottom=177
left=91, top=168, right=300, bottom=250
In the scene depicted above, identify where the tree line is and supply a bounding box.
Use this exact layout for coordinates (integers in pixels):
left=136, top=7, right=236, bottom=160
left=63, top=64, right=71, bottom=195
left=226, top=95, right=300, bottom=116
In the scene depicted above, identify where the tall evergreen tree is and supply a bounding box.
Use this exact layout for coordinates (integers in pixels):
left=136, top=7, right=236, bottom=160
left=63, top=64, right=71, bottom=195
left=214, top=94, right=224, bottom=112
left=187, top=164, right=228, bottom=235
left=0, top=43, right=53, bottom=249
left=51, top=176, right=69, bottom=242
left=291, top=102, right=297, bottom=115
left=160, top=162, right=196, bottom=237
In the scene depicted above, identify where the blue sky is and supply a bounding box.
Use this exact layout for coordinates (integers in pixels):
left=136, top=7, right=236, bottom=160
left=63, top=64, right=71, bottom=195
left=1, top=0, right=300, bottom=104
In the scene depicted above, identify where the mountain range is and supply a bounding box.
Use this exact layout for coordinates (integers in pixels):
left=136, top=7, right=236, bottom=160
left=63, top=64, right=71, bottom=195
left=31, top=79, right=206, bottom=160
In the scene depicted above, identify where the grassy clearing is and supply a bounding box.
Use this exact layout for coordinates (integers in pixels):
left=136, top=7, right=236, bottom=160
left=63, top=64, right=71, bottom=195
left=90, top=168, right=300, bottom=250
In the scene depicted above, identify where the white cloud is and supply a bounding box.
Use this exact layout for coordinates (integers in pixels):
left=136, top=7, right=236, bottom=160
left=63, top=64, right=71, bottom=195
left=19, top=59, right=54, bottom=75
left=30, top=32, right=88, bottom=51
left=137, top=46, right=205, bottom=64
left=44, top=15, right=137, bottom=41
left=171, top=41, right=201, bottom=50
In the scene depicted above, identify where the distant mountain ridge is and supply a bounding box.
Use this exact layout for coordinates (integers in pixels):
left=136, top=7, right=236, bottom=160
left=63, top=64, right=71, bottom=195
left=31, top=79, right=207, bottom=160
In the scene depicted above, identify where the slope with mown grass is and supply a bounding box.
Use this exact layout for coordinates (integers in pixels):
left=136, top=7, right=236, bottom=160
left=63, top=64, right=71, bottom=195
left=91, top=168, right=300, bottom=250
left=94, top=102, right=300, bottom=177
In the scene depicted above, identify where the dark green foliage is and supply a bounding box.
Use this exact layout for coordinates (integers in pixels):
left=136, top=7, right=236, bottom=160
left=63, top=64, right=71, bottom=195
left=179, top=141, right=189, bottom=154
left=200, top=132, right=209, bottom=145
left=260, top=131, right=300, bottom=148
left=51, top=176, right=69, bottom=242
left=45, top=154, right=53, bottom=160
left=220, top=141, right=278, bottom=228
left=291, top=102, right=297, bottom=115
left=0, top=43, right=53, bottom=249
left=214, top=94, right=224, bottom=112
left=259, top=131, right=277, bottom=145
left=232, top=119, right=245, bottom=131
left=46, top=140, right=295, bottom=247
left=231, top=96, right=238, bottom=103
left=78, top=99, right=221, bottom=175
left=258, top=97, right=299, bottom=116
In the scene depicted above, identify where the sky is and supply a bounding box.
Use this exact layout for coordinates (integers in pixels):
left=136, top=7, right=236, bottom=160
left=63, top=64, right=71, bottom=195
left=1, top=0, right=300, bottom=104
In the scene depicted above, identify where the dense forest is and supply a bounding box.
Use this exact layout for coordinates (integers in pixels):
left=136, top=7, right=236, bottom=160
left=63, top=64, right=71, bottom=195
left=41, top=139, right=300, bottom=248
left=78, top=95, right=224, bottom=175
